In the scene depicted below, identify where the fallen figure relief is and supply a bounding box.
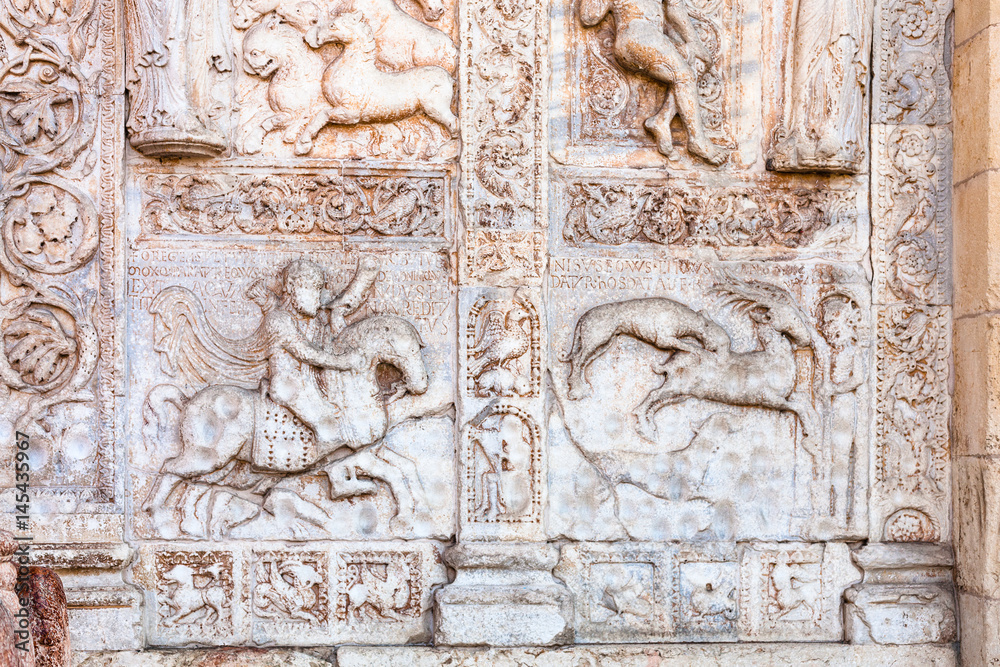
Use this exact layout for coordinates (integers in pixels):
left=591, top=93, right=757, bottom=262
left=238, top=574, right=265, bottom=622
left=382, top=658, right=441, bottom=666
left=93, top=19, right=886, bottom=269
left=141, top=258, right=438, bottom=539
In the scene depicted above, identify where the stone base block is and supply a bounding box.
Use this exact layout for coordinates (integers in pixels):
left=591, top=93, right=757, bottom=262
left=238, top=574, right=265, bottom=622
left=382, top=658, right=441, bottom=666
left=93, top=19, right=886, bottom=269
left=337, top=644, right=958, bottom=666
left=433, top=543, right=573, bottom=646
left=845, top=543, right=957, bottom=645
left=845, top=584, right=957, bottom=644
left=76, top=649, right=332, bottom=666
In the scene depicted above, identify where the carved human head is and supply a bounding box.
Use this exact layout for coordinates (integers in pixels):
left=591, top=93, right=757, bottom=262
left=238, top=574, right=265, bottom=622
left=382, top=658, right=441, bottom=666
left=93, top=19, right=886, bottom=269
left=818, top=295, right=860, bottom=349
left=282, top=259, right=326, bottom=317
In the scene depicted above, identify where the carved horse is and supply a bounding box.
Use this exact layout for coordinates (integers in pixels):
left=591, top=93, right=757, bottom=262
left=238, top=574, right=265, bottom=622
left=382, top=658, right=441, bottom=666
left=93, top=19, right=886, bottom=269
left=294, top=11, right=457, bottom=154
left=143, top=314, right=430, bottom=522
left=233, top=0, right=457, bottom=72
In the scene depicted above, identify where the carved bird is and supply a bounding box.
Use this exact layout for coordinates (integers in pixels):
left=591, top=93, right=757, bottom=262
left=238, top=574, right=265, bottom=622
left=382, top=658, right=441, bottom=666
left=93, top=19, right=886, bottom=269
left=468, top=304, right=531, bottom=379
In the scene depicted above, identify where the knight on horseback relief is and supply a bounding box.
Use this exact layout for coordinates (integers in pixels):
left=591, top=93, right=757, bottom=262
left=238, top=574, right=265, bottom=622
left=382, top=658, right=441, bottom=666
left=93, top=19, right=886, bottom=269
left=140, top=256, right=439, bottom=540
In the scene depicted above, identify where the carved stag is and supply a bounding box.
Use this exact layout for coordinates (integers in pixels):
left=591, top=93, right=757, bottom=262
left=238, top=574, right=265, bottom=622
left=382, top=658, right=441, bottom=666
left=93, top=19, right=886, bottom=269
left=564, top=275, right=821, bottom=458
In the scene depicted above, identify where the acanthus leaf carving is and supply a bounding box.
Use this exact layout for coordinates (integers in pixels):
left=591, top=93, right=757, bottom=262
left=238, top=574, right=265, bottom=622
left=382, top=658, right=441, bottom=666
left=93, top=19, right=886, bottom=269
left=463, top=0, right=542, bottom=227
left=561, top=179, right=860, bottom=251
left=873, top=304, right=951, bottom=539
left=139, top=170, right=449, bottom=239
left=873, top=124, right=950, bottom=306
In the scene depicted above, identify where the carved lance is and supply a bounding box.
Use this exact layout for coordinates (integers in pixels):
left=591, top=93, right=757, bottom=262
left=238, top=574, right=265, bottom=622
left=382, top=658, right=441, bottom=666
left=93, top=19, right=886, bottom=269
left=327, top=258, right=380, bottom=314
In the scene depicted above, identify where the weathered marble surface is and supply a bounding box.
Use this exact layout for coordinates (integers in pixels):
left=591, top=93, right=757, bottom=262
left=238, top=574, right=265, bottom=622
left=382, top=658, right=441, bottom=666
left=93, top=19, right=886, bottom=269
left=0, top=0, right=962, bottom=656
left=338, top=644, right=958, bottom=666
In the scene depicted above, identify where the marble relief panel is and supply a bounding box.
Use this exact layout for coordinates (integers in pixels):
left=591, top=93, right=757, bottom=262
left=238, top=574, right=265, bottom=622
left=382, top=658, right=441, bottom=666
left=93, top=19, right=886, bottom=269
left=125, top=245, right=457, bottom=543
left=4, top=0, right=956, bottom=651
left=546, top=255, right=872, bottom=542
left=0, top=0, right=122, bottom=518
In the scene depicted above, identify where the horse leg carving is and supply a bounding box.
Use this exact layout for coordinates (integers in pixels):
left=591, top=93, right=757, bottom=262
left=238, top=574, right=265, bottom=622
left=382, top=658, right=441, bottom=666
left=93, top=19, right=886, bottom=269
left=634, top=382, right=684, bottom=441
left=357, top=449, right=418, bottom=531
left=326, top=461, right=379, bottom=499
left=294, top=108, right=333, bottom=156
left=377, top=446, right=430, bottom=521
left=144, top=472, right=184, bottom=538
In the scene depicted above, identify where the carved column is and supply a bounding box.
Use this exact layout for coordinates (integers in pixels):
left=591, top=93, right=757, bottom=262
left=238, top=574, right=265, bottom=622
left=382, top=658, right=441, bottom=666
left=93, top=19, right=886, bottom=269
left=861, top=0, right=957, bottom=650
left=952, top=0, right=1000, bottom=663
left=436, top=0, right=570, bottom=646
left=124, top=0, right=229, bottom=157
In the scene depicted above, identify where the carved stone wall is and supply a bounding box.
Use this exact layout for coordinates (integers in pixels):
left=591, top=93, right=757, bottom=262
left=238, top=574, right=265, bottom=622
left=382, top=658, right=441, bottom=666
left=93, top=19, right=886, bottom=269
left=0, top=0, right=964, bottom=660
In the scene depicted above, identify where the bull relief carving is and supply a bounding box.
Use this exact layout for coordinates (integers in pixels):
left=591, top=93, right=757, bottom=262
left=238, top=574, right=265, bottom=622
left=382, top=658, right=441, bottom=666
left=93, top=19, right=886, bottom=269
left=124, top=0, right=230, bottom=157
left=140, top=257, right=445, bottom=540
left=234, top=0, right=458, bottom=158
left=768, top=0, right=873, bottom=173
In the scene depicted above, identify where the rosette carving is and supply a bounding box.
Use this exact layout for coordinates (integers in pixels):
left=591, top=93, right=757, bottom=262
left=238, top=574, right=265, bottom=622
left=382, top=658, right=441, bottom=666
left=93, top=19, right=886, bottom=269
left=2, top=177, right=99, bottom=274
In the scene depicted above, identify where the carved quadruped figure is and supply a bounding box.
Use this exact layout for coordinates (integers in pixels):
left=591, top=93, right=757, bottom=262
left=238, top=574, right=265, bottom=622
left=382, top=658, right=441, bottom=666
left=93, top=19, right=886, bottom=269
left=304, top=0, right=457, bottom=72
left=160, top=563, right=228, bottom=627
left=254, top=557, right=326, bottom=623
left=240, top=15, right=331, bottom=154
left=234, top=0, right=456, bottom=72
left=769, top=558, right=820, bottom=620
left=579, top=0, right=728, bottom=164
left=638, top=276, right=820, bottom=452
left=564, top=297, right=731, bottom=400
left=563, top=275, right=821, bottom=462
left=241, top=11, right=457, bottom=155
left=299, top=11, right=458, bottom=152
left=142, top=257, right=432, bottom=538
